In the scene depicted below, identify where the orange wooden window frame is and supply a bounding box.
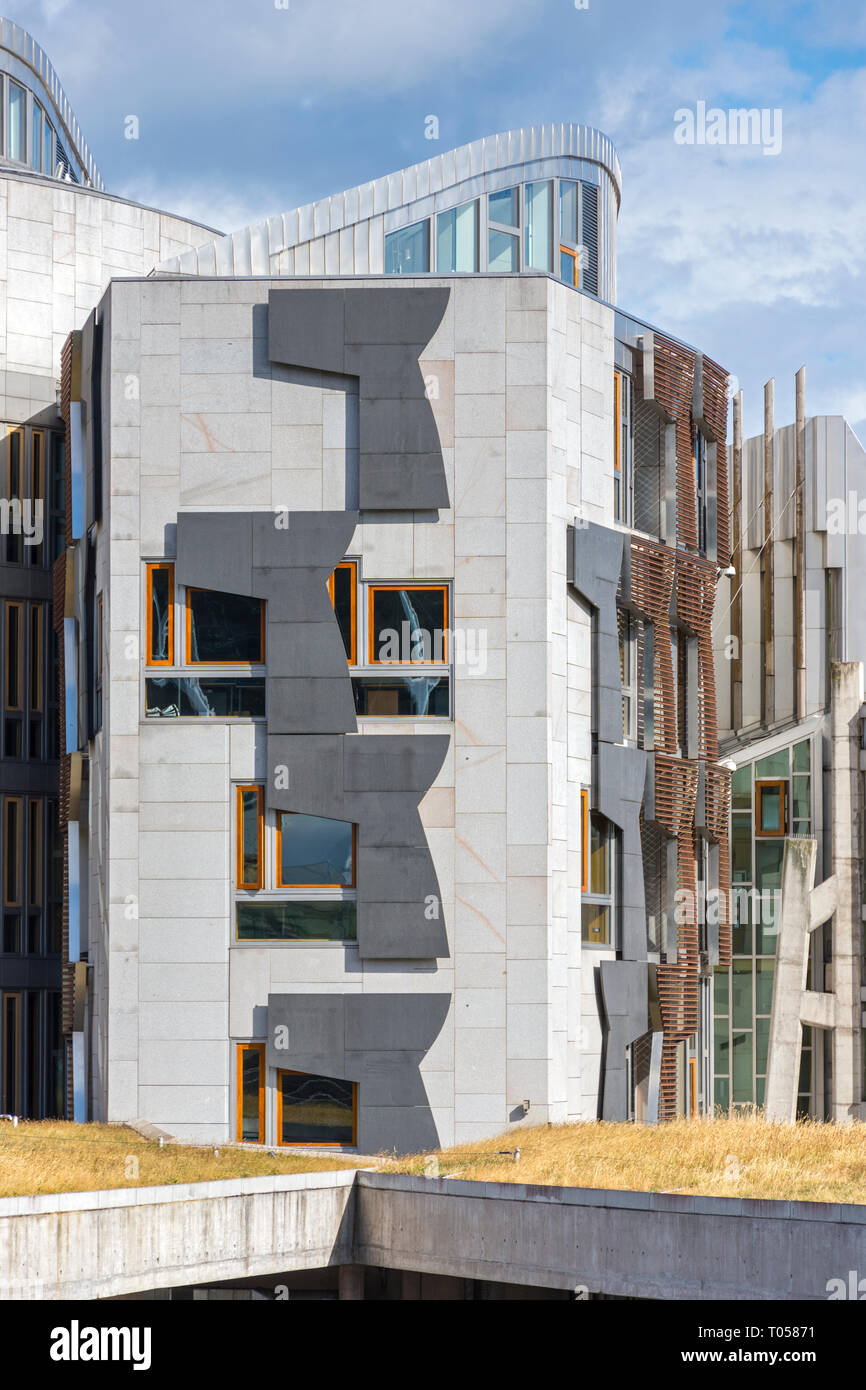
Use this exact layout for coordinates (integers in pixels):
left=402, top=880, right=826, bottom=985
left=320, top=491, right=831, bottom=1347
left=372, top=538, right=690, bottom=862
left=28, top=799, right=42, bottom=907
left=146, top=563, right=174, bottom=667
left=236, top=785, right=264, bottom=890
left=5, top=601, right=22, bottom=711
left=31, top=429, right=44, bottom=505
left=29, top=603, right=43, bottom=712
left=559, top=244, right=580, bottom=287
left=185, top=587, right=266, bottom=666
left=1, top=993, right=21, bottom=1113
left=580, top=789, right=589, bottom=894
left=276, top=814, right=357, bottom=890
left=276, top=1069, right=358, bottom=1149
left=756, top=780, right=788, bottom=838
left=5, top=426, right=22, bottom=496
left=613, top=370, right=622, bottom=474
left=328, top=561, right=358, bottom=666
left=236, top=1042, right=266, bottom=1144
left=367, top=584, right=449, bottom=666
left=4, top=797, right=21, bottom=907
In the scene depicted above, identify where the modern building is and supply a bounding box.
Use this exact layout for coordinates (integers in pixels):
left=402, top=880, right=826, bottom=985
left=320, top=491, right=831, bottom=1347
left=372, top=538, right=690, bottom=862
left=713, top=383, right=866, bottom=1122
left=0, top=20, right=736, bottom=1146
left=0, top=17, right=224, bottom=1119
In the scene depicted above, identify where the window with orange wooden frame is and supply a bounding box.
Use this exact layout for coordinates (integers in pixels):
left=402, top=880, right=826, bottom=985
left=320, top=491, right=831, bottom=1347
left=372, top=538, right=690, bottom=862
left=236, top=785, right=264, bottom=890
left=367, top=584, right=449, bottom=665
left=328, top=560, right=357, bottom=665
left=580, top=789, right=589, bottom=893
left=146, top=563, right=174, bottom=667
left=276, top=813, right=356, bottom=890
left=185, top=588, right=265, bottom=666
left=756, top=780, right=788, bottom=837
left=276, top=1070, right=357, bottom=1148
left=559, top=244, right=580, bottom=287
left=236, top=1043, right=266, bottom=1143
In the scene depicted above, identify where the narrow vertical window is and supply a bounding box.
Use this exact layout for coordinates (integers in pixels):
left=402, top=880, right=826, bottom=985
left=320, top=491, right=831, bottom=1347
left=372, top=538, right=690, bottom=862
left=95, top=594, right=103, bottom=729
left=524, top=181, right=552, bottom=272
left=30, top=604, right=43, bottom=712
left=5, top=602, right=22, bottom=709
left=146, top=563, right=174, bottom=666
left=328, top=561, right=357, bottom=664
left=580, top=789, right=589, bottom=894
left=28, top=800, right=41, bottom=906
left=5, top=430, right=22, bottom=564
left=32, top=102, right=43, bottom=172
left=236, top=1043, right=266, bottom=1143
left=436, top=202, right=478, bottom=273
left=236, top=786, right=263, bottom=890
left=30, top=431, right=44, bottom=565
left=7, top=81, right=25, bottom=163
left=4, top=798, right=21, bottom=906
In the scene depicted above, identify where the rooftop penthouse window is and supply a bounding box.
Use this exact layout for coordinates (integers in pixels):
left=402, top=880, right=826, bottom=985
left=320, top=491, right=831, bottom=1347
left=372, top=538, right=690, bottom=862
left=384, top=174, right=600, bottom=292
left=1, top=75, right=56, bottom=177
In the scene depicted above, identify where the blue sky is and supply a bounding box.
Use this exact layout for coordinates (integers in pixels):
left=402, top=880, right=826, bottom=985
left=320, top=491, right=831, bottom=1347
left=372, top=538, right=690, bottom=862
left=11, top=0, right=866, bottom=440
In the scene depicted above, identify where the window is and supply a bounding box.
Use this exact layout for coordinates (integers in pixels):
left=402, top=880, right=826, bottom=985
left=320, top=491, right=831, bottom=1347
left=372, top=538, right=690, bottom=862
left=28, top=800, right=41, bottom=907
left=580, top=789, right=589, bottom=894
left=560, top=180, right=578, bottom=245
left=489, top=187, right=518, bottom=227
left=42, top=115, right=53, bottom=176
left=236, top=786, right=263, bottom=890
left=385, top=222, right=429, bottom=275
left=524, top=181, right=552, bottom=272
left=145, top=677, right=265, bottom=719
left=277, top=1071, right=356, bottom=1146
left=756, top=780, right=788, bottom=837
left=488, top=187, right=520, bottom=273
left=328, top=561, right=357, bottom=664
left=368, top=585, right=448, bottom=664
left=581, top=811, right=615, bottom=945
left=32, top=102, right=43, bottom=172
left=436, top=201, right=477, bottom=272
left=94, top=594, right=102, bottom=731
left=488, top=227, right=519, bottom=273
left=5, top=428, right=22, bottom=564
left=560, top=246, right=581, bottom=287
left=4, top=798, right=20, bottom=907
left=234, top=790, right=357, bottom=943
left=618, top=610, right=637, bottom=743
left=5, top=602, right=22, bottom=711
left=613, top=371, right=634, bottom=525
left=186, top=588, right=265, bottom=665
left=7, top=81, right=25, bottom=163
left=694, top=426, right=708, bottom=552
left=236, top=1043, right=265, bottom=1143
left=277, top=813, right=355, bottom=889
left=146, top=563, right=174, bottom=666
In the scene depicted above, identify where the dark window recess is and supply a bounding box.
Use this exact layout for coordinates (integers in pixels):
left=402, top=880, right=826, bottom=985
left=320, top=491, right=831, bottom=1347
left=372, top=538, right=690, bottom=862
left=145, top=677, right=266, bottom=719
left=332, top=566, right=354, bottom=661
left=187, top=589, right=264, bottom=664
left=369, top=587, right=447, bottom=663
left=85, top=540, right=97, bottom=740
left=91, top=313, right=103, bottom=521
left=236, top=901, right=357, bottom=943
left=352, top=675, right=449, bottom=718
left=279, top=1072, right=354, bottom=1145
left=279, top=813, right=354, bottom=888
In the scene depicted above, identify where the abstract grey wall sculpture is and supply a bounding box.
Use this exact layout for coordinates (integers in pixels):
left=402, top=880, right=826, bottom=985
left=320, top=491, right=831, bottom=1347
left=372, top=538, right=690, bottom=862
left=267, top=286, right=451, bottom=511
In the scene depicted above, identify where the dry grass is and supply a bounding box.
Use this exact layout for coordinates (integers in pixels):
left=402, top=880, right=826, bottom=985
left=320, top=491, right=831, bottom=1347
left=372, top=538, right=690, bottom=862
left=384, top=1112, right=866, bottom=1205
left=0, top=1120, right=364, bottom=1198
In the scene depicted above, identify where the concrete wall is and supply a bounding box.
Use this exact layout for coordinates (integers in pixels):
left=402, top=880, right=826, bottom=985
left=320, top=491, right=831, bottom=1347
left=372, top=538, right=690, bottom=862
left=82, top=271, right=618, bottom=1147
left=3, top=1169, right=864, bottom=1301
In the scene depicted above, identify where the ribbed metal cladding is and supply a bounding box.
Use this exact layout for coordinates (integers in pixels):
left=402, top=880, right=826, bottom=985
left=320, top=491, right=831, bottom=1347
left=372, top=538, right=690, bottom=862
left=57, top=338, right=74, bottom=1116
left=675, top=553, right=719, bottom=761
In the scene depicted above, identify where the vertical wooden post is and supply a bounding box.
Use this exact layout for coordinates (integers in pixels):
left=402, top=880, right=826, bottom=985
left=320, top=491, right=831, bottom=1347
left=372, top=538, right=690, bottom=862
left=731, top=390, right=743, bottom=729
left=763, top=379, right=775, bottom=726
left=794, top=366, right=807, bottom=720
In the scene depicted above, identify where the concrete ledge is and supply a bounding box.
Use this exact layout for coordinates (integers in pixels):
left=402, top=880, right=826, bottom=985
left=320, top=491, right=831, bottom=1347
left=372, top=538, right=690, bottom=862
left=3, top=1169, right=865, bottom=1300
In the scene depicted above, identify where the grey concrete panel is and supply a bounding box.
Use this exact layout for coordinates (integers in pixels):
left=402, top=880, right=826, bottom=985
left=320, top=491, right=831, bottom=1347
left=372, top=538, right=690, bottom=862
left=355, top=902, right=446, bottom=959
left=267, top=622, right=354, bottom=679
left=251, top=510, right=358, bottom=572
left=569, top=521, right=625, bottom=748
left=267, top=735, right=346, bottom=818
left=344, top=734, right=450, bottom=794
left=600, top=960, right=651, bottom=1121
left=358, top=847, right=439, bottom=903
left=175, top=512, right=254, bottom=596
left=268, top=677, right=357, bottom=736
left=267, top=992, right=450, bottom=1153
left=268, top=286, right=451, bottom=511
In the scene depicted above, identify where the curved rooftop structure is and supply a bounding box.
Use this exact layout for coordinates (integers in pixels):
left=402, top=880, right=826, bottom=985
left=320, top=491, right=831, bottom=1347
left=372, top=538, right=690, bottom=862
left=0, top=16, right=103, bottom=188
left=159, top=123, right=622, bottom=302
